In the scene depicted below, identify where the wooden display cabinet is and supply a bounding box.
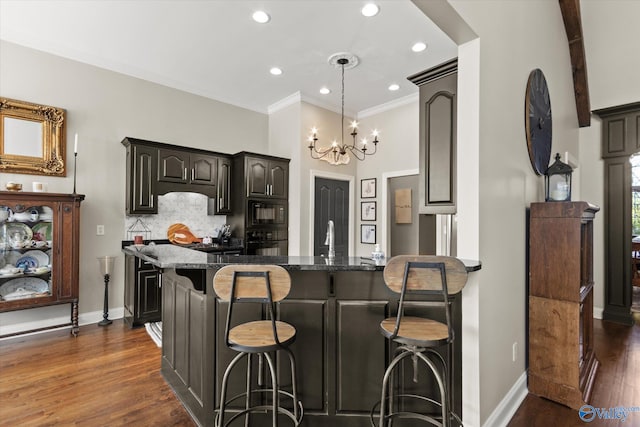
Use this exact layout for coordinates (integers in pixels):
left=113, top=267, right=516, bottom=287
left=0, top=192, right=84, bottom=337
left=528, top=201, right=599, bottom=409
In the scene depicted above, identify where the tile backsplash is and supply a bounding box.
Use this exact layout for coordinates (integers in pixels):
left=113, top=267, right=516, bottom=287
left=124, top=192, right=227, bottom=240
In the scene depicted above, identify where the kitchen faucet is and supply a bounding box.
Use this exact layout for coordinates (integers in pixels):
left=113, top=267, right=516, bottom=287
left=325, top=220, right=335, bottom=259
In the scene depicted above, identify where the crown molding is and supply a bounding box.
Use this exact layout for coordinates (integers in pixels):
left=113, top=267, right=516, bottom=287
left=357, top=93, right=418, bottom=119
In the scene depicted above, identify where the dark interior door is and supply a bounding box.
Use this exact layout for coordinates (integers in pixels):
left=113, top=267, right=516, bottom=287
left=314, top=177, right=349, bottom=257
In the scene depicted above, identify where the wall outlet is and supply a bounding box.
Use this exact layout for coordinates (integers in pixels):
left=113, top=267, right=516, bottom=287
left=512, top=342, right=518, bottom=362
left=97, top=225, right=105, bottom=235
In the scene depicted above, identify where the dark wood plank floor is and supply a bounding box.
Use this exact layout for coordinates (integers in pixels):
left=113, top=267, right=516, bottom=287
left=0, top=320, right=195, bottom=426
left=509, top=315, right=640, bottom=427
left=1, top=317, right=637, bottom=426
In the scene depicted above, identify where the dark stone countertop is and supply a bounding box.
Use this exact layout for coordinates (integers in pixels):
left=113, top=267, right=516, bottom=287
left=122, top=244, right=481, bottom=272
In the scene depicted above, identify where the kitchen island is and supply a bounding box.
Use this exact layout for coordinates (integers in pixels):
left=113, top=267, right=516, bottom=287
left=122, top=244, right=480, bottom=427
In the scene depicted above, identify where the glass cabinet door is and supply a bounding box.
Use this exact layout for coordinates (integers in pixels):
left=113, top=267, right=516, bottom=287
left=0, top=204, right=54, bottom=303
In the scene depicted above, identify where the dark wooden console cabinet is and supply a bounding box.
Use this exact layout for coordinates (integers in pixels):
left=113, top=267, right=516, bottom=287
left=0, top=192, right=84, bottom=336
left=528, top=201, right=599, bottom=409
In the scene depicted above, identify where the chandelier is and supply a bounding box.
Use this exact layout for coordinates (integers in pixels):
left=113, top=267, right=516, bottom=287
left=307, top=53, right=379, bottom=165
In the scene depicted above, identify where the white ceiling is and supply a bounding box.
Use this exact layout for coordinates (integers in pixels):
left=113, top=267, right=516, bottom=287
left=0, top=0, right=457, bottom=115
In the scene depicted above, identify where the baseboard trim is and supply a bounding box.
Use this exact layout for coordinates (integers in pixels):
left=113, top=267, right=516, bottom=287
left=0, top=307, right=125, bottom=339
left=594, top=306, right=604, bottom=319
left=482, top=372, right=528, bottom=427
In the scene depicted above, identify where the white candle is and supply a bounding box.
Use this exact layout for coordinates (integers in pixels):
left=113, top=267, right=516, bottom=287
left=74, top=133, right=78, bottom=154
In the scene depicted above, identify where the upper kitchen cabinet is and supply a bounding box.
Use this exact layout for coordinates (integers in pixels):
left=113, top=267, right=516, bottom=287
left=408, top=59, right=458, bottom=214
left=123, top=138, right=158, bottom=214
left=216, top=156, right=232, bottom=214
left=158, top=148, right=217, bottom=186
left=241, top=154, right=289, bottom=199
left=123, top=138, right=230, bottom=214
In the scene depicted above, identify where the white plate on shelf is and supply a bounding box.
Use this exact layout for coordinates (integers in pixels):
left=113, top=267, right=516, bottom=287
left=4, top=223, right=33, bottom=248
left=18, top=250, right=49, bottom=267
left=0, top=277, right=49, bottom=299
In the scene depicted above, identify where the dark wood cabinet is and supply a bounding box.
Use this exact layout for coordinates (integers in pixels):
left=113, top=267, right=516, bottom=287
left=528, top=201, right=599, bottom=409
left=408, top=59, right=458, bottom=214
left=215, top=157, right=232, bottom=214
left=245, top=155, right=289, bottom=199
left=159, top=267, right=462, bottom=426
left=158, top=148, right=217, bottom=186
left=125, top=142, right=158, bottom=214
left=0, top=192, right=84, bottom=336
left=124, top=254, right=161, bottom=327
left=123, top=137, right=233, bottom=210
left=229, top=152, right=290, bottom=256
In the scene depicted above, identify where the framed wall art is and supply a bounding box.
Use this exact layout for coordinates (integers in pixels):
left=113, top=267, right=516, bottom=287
left=361, top=224, right=376, bottom=244
left=361, top=178, right=376, bottom=198
left=361, top=201, right=376, bottom=221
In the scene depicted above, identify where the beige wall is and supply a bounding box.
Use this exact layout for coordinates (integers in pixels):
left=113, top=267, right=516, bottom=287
left=448, top=0, right=582, bottom=423
left=0, top=40, right=268, bottom=330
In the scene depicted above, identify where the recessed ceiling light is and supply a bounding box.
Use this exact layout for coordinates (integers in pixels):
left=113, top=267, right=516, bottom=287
left=412, top=42, right=427, bottom=52
left=388, top=84, right=400, bottom=91
left=319, top=87, right=331, bottom=95
left=252, top=10, right=270, bottom=24
left=361, top=3, right=379, bottom=17
left=270, top=67, right=282, bottom=76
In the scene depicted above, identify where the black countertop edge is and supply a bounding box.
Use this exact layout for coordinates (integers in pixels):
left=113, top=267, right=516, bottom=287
left=122, top=244, right=481, bottom=273
left=120, top=239, right=243, bottom=253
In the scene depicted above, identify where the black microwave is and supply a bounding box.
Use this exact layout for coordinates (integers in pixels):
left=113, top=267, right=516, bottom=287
left=248, top=201, right=286, bottom=226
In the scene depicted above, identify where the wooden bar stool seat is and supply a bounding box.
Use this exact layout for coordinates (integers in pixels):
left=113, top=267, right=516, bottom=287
left=228, top=320, right=296, bottom=351
left=371, top=255, right=468, bottom=427
left=380, top=316, right=450, bottom=347
left=213, top=264, right=303, bottom=427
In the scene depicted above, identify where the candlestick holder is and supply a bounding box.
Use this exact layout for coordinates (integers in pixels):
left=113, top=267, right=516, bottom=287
left=97, top=256, right=115, bottom=326
left=72, top=152, right=78, bottom=194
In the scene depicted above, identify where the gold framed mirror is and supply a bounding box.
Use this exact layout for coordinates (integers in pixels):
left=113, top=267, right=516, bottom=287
left=0, top=97, right=66, bottom=176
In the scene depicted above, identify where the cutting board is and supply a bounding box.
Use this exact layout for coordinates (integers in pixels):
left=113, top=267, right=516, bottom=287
left=167, top=223, right=201, bottom=244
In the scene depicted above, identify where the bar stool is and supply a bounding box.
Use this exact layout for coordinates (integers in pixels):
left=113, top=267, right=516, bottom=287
left=371, top=255, right=468, bottom=427
left=213, top=264, right=303, bottom=427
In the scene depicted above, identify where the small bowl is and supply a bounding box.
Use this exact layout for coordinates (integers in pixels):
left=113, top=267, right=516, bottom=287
left=5, top=182, right=22, bottom=191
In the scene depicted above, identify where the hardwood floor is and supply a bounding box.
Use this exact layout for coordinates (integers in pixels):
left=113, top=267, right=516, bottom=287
left=509, top=318, right=640, bottom=427
left=0, top=318, right=637, bottom=426
left=0, top=320, right=194, bottom=427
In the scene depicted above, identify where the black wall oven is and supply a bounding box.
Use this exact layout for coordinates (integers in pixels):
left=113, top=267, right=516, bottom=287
left=245, top=228, right=288, bottom=256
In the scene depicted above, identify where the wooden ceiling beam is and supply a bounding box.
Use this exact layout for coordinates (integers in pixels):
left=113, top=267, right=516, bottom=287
left=559, top=0, right=591, bottom=127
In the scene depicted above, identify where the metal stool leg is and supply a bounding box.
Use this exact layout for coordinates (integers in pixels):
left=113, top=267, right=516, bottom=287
left=284, top=347, right=301, bottom=422
left=245, top=353, right=253, bottom=427
left=416, top=351, right=448, bottom=427
left=379, top=349, right=414, bottom=426
left=217, top=351, right=248, bottom=427
left=264, top=352, right=278, bottom=427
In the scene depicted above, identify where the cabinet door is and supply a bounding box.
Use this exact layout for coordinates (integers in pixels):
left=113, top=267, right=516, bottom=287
left=246, top=157, right=269, bottom=197
left=419, top=72, right=457, bottom=214
left=137, top=269, right=161, bottom=323
left=190, top=154, right=217, bottom=186
left=129, top=145, right=157, bottom=214
left=216, top=157, right=232, bottom=214
left=158, top=148, right=188, bottom=183
left=269, top=160, right=289, bottom=199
